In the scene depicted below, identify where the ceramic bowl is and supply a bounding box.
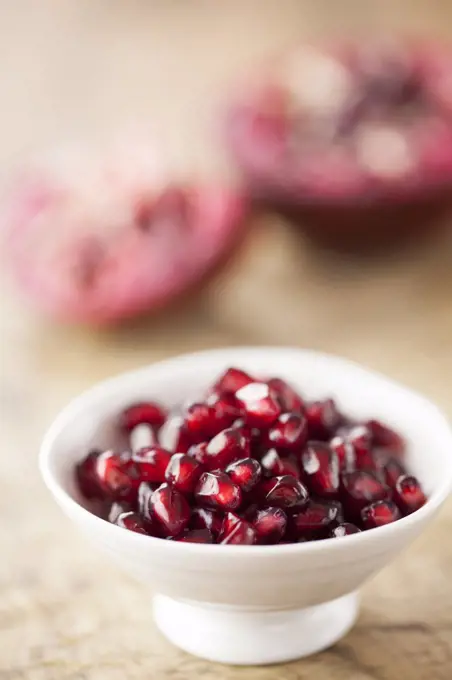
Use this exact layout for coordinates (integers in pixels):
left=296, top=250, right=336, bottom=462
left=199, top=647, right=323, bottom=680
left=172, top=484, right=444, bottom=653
left=40, top=347, right=452, bottom=665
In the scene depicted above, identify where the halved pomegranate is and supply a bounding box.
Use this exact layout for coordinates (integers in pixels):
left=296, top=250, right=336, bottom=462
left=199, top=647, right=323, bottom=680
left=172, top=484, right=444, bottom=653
left=225, top=40, right=452, bottom=246
left=5, top=142, right=247, bottom=323
left=227, top=40, right=452, bottom=204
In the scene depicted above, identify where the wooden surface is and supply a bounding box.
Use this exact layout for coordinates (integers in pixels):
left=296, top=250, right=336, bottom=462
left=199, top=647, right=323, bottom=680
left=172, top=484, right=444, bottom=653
left=2, top=2, right=452, bottom=678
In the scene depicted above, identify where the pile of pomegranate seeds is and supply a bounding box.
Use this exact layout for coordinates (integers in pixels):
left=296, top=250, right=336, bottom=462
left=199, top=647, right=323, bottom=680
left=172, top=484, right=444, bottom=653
left=75, top=367, right=427, bottom=545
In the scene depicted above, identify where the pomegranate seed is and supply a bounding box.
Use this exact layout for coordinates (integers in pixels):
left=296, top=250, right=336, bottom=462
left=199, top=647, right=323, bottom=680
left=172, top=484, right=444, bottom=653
left=203, top=427, right=250, bottom=470
left=329, top=522, right=361, bottom=537
left=231, top=420, right=263, bottom=457
left=305, top=399, right=341, bottom=440
left=219, top=512, right=256, bottom=545
left=267, top=377, right=305, bottom=413
left=260, top=449, right=300, bottom=479
left=393, top=474, right=426, bottom=514
left=330, top=436, right=356, bottom=471
left=266, top=413, right=308, bottom=453
left=95, top=450, right=141, bottom=503
left=188, top=441, right=209, bottom=465
left=361, top=500, right=401, bottom=528
left=108, top=501, right=132, bottom=523
left=115, top=511, right=149, bottom=535
left=331, top=424, right=378, bottom=472
left=291, top=500, right=342, bottom=539
left=252, top=506, right=288, bottom=544
left=383, top=457, right=407, bottom=487
left=175, top=425, right=192, bottom=454
left=213, top=367, right=255, bottom=395
left=258, top=475, right=309, bottom=508
left=347, top=425, right=375, bottom=470
left=301, top=442, right=340, bottom=498
left=121, top=402, right=167, bottom=432
left=190, top=507, right=223, bottom=537
left=367, top=419, right=405, bottom=456
left=341, top=470, right=390, bottom=521
left=183, top=402, right=216, bottom=442
left=207, top=392, right=243, bottom=431
left=176, top=529, right=214, bottom=543
left=225, top=457, right=262, bottom=492
left=195, top=471, right=242, bottom=511
left=150, top=483, right=191, bottom=537
left=137, top=481, right=157, bottom=521
left=132, top=446, right=172, bottom=483
left=235, top=382, right=282, bottom=428
left=129, top=423, right=156, bottom=452
left=159, top=416, right=191, bottom=453
left=165, top=453, right=203, bottom=493
left=76, top=450, right=103, bottom=499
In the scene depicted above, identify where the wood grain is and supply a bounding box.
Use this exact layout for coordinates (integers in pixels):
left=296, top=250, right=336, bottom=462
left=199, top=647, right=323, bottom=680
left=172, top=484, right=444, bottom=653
left=1, top=2, right=452, bottom=678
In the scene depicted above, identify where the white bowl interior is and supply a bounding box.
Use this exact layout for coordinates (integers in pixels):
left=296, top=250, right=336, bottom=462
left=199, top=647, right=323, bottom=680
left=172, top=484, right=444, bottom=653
left=45, top=347, right=452, bottom=508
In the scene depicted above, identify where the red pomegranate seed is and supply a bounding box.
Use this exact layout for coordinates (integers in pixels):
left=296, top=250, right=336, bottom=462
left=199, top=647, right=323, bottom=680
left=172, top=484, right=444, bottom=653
left=159, top=415, right=191, bottom=453
left=231, top=420, right=263, bottom=457
left=150, top=483, right=191, bottom=537
left=329, top=522, right=361, bottom=537
left=252, top=506, right=288, bottom=544
left=258, top=475, right=309, bottom=509
left=76, top=450, right=103, bottom=499
left=260, top=449, right=300, bottom=479
left=132, top=446, right=172, bottom=483
left=305, top=399, right=341, bottom=440
left=115, top=511, right=149, bottom=535
left=183, top=402, right=216, bottom=442
left=341, top=470, right=390, bottom=520
left=361, top=500, right=401, bottom=529
left=332, top=423, right=380, bottom=468
left=95, top=450, right=141, bottom=503
left=393, top=474, right=426, bottom=515
left=195, top=471, right=242, bottom=511
left=203, top=427, right=250, bottom=470
left=330, top=436, right=356, bottom=471
left=383, top=457, right=407, bottom=487
left=212, top=367, right=255, bottom=395
left=121, top=402, right=167, bottom=433
left=301, top=442, right=340, bottom=498
left=266, top=413, right=308, bottom=453
left=137, top=482, right=158, bottom=521
left=267, top=377, right=305, bottom=414
left=176, top=528, right=214, bottom=544
left=367, top=419, right=405, bottom=456
left=190, top=507, right=223, bottom=537
left=291, top=500, right=343, bottom=540
left=235, top=382, right=282, bottom=428
left=188, top=441, right=209, bottom=465
left=207, top=392, right=243, bottom=431
left=165, top=453, right=203, bottom=493
left=219, top=512, right=256, bottom=545
left=129, top=424, right=156, bottom=452
left=108, top=501, right=132, bottom=523
left=225, top=457, right=262, bottom=492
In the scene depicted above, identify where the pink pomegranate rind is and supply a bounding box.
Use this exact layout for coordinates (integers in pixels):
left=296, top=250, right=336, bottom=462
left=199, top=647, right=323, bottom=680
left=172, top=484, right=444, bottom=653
left=75, top=366, right=427, bottom=544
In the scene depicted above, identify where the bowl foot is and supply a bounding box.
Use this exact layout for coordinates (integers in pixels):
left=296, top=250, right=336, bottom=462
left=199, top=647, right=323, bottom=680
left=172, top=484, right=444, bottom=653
left=153, top=591, right=359, bottom=665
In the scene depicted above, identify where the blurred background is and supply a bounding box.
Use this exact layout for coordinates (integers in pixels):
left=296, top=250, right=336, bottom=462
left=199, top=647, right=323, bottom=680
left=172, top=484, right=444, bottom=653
left=2, top=2, right=452, bottom=678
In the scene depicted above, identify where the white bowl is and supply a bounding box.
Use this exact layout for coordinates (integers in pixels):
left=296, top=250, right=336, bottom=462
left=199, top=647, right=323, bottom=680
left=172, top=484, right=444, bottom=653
left=40, top=347, right=452, bottom=665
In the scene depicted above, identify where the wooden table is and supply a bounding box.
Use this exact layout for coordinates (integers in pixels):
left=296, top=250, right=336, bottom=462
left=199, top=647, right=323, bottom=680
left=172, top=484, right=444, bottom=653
left=2, top=2, right=452, bottom=678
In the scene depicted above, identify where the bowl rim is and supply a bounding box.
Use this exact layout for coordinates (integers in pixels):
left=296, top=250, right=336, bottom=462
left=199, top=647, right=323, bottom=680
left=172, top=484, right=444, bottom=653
left=39, top=346, right=452, bottom=557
